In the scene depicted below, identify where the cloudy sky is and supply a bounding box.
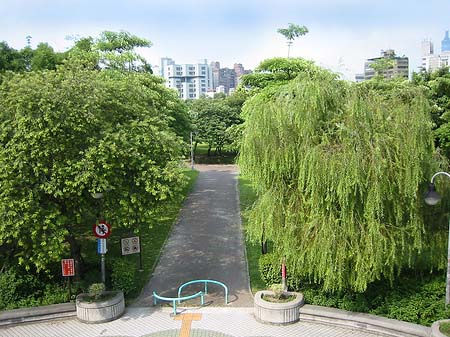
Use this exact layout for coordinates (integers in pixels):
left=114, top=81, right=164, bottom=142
left=1, top=0, right=449, bottom=79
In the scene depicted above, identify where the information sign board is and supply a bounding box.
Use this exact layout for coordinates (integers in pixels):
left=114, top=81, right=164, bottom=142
left=61, top=258, right=75, bottom=277
left=121, top=236, right=140, bottom=255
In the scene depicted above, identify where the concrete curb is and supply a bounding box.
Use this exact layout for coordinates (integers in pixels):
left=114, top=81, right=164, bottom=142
left=431, top=319, right=450, bottom=337
left=0, top=303, right=76, bottom=327
left=300, top=304, right=431, bottom=337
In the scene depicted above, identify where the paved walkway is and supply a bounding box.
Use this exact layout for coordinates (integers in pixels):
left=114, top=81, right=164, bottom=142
left=0, top=165, right=408, bottom=336
left=1, top=307, right=384, bottom=337
left=133, top=164, right=253, bottom=307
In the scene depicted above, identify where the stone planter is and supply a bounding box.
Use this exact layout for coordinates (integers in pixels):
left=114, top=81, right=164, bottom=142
left=431, top=319, right=450, bottom=337
left=76, top=290, right=125, bottom=323
left=254, top=290, right=304, bottom=325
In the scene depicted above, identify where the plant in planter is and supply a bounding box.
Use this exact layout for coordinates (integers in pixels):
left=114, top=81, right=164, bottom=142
left=76, top=283, right=125, bottom=323
left=254, top=283, right=304, bottom=325
left=431, top=319, right=450, bottom=337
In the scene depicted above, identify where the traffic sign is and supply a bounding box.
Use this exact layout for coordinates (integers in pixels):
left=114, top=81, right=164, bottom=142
left=97, top=238, right=107, bottom=254
left=121, top=236, right=140, bottom=255
left=61, top=258, right=75, bottom=277
left=93, top=220, right=111, bottom=238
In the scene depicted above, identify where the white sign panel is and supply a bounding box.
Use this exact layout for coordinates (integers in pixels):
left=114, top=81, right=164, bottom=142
left=121, top=236, right=140, bottom=256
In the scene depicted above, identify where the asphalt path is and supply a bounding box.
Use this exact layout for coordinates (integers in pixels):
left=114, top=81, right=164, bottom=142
left=133, top=164, right=253, bottom=307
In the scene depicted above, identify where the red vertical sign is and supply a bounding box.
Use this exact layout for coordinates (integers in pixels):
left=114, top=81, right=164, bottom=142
left=61, top=258, right=75, bottom=277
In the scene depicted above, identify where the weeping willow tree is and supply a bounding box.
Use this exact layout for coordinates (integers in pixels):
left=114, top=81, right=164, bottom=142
left=239, top=68, right=446, bottom=292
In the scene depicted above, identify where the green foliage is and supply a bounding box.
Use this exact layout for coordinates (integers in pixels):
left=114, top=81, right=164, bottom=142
left=95, top=31, right=153, bottom=72
left=240, top=57, right=320, bottom=91
left=269, top=283, right=284, bottom=299
left=111, top=258, right=137, bottom=295
left=259, top=253, right=281, bottom=286
left=88, top=283, right=105, bottom=299
left=240, top=65, right=441, bottom=292
left=414, top=67, right=450, bottom=157
left=0, top=267, right=67, bottom=310
left=277, top=23, right=309, bottom=57
left=277, top=23, right=309, bottom=42
left=0, top=54, right=189, bottom=271
left=440, top=321, right=450, bottom=335
left=189, top=95, right=243, bottom=156
left=369, top=58, right=396, bottom=77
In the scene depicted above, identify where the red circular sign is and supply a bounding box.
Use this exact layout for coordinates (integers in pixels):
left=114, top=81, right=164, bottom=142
left=93, top=221, right=111, bottom=238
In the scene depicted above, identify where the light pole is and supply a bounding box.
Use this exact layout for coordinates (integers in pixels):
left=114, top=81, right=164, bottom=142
left=424, top=171, right=450, bottom=305
left=190, top=131, right=194, bottom=170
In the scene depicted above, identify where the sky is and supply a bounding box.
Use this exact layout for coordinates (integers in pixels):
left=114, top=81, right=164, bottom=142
left=1, top=0, right=449, bottom=80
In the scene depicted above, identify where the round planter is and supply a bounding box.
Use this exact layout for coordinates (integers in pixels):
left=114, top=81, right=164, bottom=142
left=76, top=290, right=125, bottom=323
left=254, top=290, right=304, bottom=325
left=431, top=319, right=450, bottom=337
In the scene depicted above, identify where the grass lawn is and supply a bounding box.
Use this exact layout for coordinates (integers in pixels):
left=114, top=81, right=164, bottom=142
left=194, top=143, right=236, bottom=165
left=238, top=175, right=266, bottom=293
left=76, top=168, right=199, bottom=301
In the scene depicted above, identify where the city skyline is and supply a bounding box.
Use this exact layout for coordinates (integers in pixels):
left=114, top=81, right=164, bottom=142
left=1, top=0, right=449, bottom=80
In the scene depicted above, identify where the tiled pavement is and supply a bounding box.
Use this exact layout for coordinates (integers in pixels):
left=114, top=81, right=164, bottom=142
left=1, top=307, right=385, bottom=337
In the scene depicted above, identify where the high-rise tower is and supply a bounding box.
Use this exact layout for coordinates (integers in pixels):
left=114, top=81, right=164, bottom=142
left=442, top=31, right=450, bottom=52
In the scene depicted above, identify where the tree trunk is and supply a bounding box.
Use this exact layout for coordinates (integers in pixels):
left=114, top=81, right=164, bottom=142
left=66, top=232, right=84, bottom=280
left=261, top=234, right=268, bottom=254
left=208, top=145, right=211, bottom=157
left=194, top=141, right=198, bottom=160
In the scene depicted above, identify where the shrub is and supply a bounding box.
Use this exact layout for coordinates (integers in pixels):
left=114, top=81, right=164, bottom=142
left=0, top=267, right=43, bottom=310
left=111, top=258, right=137, bottom=295
left=259, top=253, right=281, bottom=286
left=88, top=283, right=105, bottom=300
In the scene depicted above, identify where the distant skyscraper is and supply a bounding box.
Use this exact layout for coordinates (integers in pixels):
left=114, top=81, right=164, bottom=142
left=421, top=31, right=450, bottom=72
left=219, top=67, right=236, bottom=94
left=442, top=31, right=450, bottom=52
left=422, top=39, right=434, bottom=56
left=210, top=61, right=220, bottom=90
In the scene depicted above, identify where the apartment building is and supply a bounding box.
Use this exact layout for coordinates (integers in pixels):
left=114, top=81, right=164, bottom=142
left=161, top=58, right=213, bottom=99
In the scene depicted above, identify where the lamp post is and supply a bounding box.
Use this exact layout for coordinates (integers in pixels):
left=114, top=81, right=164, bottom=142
left=424, top=171, right=450, bottom=305
left=190, top=131, right=194, bottom=170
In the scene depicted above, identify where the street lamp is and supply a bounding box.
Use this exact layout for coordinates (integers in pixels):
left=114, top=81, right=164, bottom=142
left=424, top=171, right=450, bottom=305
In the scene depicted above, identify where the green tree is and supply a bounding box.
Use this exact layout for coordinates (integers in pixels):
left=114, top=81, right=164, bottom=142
left=277, top=23, right=309, bottom=58
left=239, top=65, right=442, bottom=292
left=30, top=42, right=63, bottom=71
left=0, top=61, right=188, bottom=273
left=0, top=42, right=26, bottom=72
left=96, top=31, right=153, bottom=72
left=240, top=57, right=319, bottom=91
left=413, top=67, right=450, bottom=157
left=189, top=95, right=243, bottom=156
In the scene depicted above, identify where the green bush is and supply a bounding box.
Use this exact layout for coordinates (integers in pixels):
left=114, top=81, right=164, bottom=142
left=258, top=253, right=303, bottom=290
left=258, top=253, right=281, bottom=286
left=0, top=268, right=68, bottom=310
left=0, top=268, right=43, bottom=310
left=88, top=283, right=105, bottom=300
left=111, top=258, right=137, bottom=295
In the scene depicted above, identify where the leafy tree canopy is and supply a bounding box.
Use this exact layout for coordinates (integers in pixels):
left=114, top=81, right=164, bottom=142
left=189, top=94, right=244, bottom=155
left=0, top=58, right=188, bottom=272
left=240, top=66, right=443, bottom=292
left=240, top=57, right=321, bottom=91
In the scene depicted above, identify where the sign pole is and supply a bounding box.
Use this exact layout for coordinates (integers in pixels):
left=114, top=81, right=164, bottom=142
left=68, top=277, right=72, bottom=301
left=101, top=253, right=106, bottom=284
left=138, top=236, right=144, bottom=272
